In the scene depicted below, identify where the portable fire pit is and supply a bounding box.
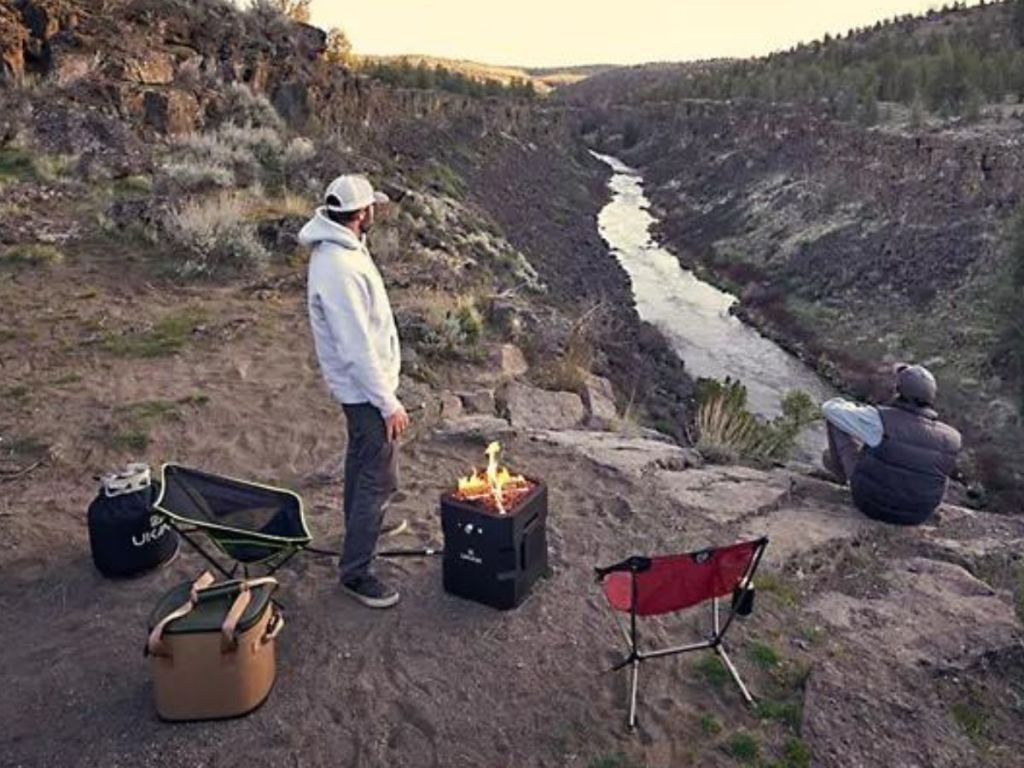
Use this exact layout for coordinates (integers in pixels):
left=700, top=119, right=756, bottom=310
left=440, top=443, right=548, bottom=610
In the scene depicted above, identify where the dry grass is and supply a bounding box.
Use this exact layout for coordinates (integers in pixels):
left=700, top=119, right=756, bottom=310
left=245, top=190, right=312, bottom=220
left=534, top=304, right=603, bottom=393
left=1, top=244, right=65, bottom=266
left=0, top=147, right=77, bottom=185
left=102, top=308, right=207, bottom=358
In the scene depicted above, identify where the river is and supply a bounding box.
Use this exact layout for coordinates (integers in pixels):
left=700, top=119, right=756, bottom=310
left=593, top=152, right=830, bottom=456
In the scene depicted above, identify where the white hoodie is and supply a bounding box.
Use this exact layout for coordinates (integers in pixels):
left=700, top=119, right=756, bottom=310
left=300, top=209, right=402, bottom=417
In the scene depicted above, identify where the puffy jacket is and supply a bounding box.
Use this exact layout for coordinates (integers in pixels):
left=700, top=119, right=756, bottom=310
left=850, top=402, right=961, bottom=525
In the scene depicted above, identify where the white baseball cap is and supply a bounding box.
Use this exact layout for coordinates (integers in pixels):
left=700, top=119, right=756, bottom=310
left=324, top=174, right=390, bottom=213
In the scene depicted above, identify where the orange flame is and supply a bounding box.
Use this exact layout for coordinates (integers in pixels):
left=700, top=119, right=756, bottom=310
left=454, top=442, right=532, bottom=514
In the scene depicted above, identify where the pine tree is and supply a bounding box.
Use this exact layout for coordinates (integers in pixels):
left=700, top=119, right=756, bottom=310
left=323, top=28, right=354, bottom=67
left=259, top=0, right=311, bottom=23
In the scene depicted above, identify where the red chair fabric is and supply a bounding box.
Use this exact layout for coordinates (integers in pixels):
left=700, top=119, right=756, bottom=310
left=602, top=540, right=758, bottom=617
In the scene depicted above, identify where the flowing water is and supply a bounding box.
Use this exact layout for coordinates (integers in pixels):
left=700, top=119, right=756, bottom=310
left=593, top=152, right=830, bottom=457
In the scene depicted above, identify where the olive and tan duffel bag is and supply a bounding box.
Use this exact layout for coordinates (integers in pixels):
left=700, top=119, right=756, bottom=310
left=146, top=571, right=283, bottom=721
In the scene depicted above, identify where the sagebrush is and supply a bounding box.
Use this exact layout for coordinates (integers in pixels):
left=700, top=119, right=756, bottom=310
left=166, top=194, right=269, bottom=278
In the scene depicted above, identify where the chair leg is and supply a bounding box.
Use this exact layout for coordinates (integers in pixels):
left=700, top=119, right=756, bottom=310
left=715, top=644, right=754, bottom=705
left=628, top=659, right=641, bottom=729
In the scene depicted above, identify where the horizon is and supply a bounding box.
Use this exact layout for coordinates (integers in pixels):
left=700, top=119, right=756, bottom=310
left=309, top=0, right=987, bottom=69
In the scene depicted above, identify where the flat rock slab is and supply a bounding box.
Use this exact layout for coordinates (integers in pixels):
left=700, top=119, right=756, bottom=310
left=530, top=430, right=698, bottom=479
left=808, top=557, right=1020, bottom=670
left=740, top=501, right=875, bottom=566
left=803, top=558, right=1022, bottom=768
left=434, top=415, right=516, bottom=444
left=656, top=465, right=793, bottom=524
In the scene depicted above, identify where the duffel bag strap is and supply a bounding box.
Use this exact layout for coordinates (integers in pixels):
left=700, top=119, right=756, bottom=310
left=146, top=570, right=216, bottom=657
left=218, top=576, right=278, bottom=653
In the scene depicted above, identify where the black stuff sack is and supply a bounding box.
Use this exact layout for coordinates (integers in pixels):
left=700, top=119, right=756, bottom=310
left=88, top=463, right=179, bottom=577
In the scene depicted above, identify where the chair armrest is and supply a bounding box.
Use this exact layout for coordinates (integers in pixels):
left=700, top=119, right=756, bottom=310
left=594, top=556, right=652, bottom=582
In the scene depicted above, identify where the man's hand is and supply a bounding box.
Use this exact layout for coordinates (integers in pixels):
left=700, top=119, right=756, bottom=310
left=385, top=405, right=410, bottom=443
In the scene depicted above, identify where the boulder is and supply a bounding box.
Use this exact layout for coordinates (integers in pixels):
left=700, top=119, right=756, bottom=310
left=142, top=88, right=201, bottom=135
left=272, top=80, right=311, bottom=128
left=457, top=389, right=495, bottom=415
left=438, top=391, right=463, bottom=421
left=803, top=558, right=1022, bottom=767
left=0, top=6, right=26, bottom=84
left=501, top=381, right=584, bottom=431
left=581, top=373, right=618, bottom=427
left=491, top=343, right=528, bottom=379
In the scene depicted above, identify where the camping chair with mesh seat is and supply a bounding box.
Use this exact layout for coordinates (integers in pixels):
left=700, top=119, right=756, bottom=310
left=594, top=537, right=769, bottom=729
left=153, top=463, right=313, bottom=578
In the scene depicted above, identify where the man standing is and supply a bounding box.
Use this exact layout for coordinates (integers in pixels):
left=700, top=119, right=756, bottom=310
left=300, top=174, right=409, bottom=608
left=821, top=363, right=961, bottom=526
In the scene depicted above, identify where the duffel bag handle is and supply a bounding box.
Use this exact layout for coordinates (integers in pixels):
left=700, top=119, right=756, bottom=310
left=259, top=610, right=285, bottom=647
left=217, top=576, right=278, bottom=653
left=146, top=570, right=216, bottom=657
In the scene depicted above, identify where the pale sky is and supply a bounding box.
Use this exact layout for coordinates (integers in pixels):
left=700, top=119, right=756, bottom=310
left=310, top=0, right=982, bottom=68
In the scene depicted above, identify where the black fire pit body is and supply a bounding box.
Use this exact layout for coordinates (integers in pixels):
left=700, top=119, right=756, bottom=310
left=440, top=480, right=548, bottom=610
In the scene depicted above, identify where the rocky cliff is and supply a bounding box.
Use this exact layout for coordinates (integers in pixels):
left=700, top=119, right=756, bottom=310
left=0, top=0, right=692, bottom=435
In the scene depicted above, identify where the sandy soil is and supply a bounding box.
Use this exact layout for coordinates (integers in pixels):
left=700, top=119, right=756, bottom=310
left=3, top=258, right=1023, bottom=768
left=0, top=261, right=750, bottom=768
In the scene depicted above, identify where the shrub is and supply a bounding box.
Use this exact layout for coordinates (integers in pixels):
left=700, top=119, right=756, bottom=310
left=694, top=655, right=729, bottom=689
left=160, top=160, right=236, bottom=192
left=219, top=82, right=284, bottom=131
left=0, top=147, right=35, bottom=181
left=283, top=136, right=316, bottom=168
left=750, top=642, right=781, bottom=669
left=218, top=124, right=284, bottom=171
left=1, top=243, right=64, bottom=266
left=166, top=195, right=269, bottom=278
left=164, top=122, right=287, bottom=192
left=781, top=738, right=812, bottom=768
left=430, top=298, right=483, bottom=356
left=696, top=378, right=819, bottom=464
left=698, top=713, right=722, bottom=736
left=756, top=699, right=803, bottom=730
left=0, top=147, right=77, bottom=184
left=406, top=292, right=486, bottom=359
left=725, top=733, right=759, bottom=763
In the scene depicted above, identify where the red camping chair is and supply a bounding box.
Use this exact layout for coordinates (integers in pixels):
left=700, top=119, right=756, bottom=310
left=595, top=537, right=769, bottom=728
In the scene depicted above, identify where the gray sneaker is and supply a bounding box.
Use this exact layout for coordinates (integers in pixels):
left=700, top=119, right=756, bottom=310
left=341, top=574, right=400, bottom=609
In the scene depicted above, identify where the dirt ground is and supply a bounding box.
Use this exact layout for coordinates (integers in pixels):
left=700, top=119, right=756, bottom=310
left=3, top=258, right=1023, bottom=768
left=0, top=259, right=752, bottom=768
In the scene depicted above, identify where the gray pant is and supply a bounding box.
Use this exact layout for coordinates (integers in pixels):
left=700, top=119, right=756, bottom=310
left=340, top=403, right=399, bottom=581
left=824, top=420, right=863, bottom=486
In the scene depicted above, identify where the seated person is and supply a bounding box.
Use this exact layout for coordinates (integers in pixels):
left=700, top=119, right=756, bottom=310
left=821, top=363, right=961, bottom=526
